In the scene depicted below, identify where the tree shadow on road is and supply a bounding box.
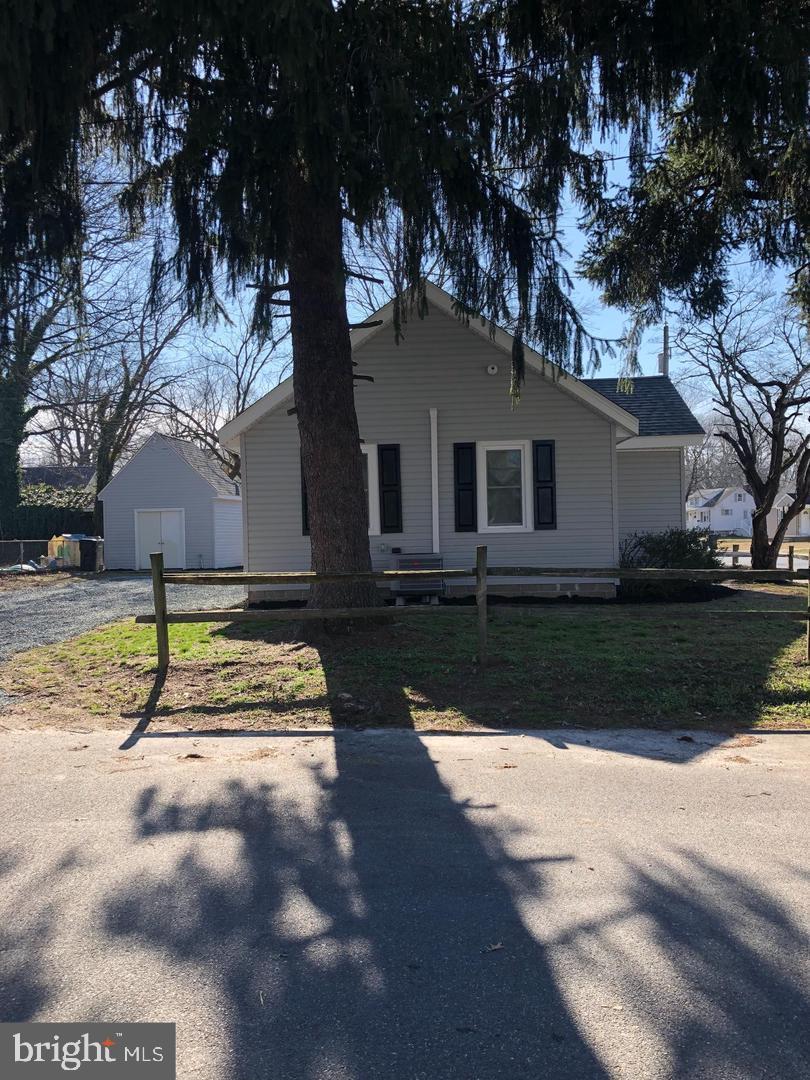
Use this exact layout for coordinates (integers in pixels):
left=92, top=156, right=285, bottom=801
left=101, top=716, right=810, bottom=1078
left=551, top=848, right=810, bottom=1078
left=0, top=847, right=58, bottom=1022
left=103, top=730, right=609, bottom=1079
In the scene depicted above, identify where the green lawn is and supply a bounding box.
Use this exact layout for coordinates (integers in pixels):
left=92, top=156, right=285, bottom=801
left=2, top=584, right=809, bottom=732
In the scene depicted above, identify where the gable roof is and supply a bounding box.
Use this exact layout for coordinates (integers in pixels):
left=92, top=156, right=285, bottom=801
left=218, top=281, right=642, bottom=446
left=687, top=487, right=749, bottom=508
left=97, top=434, right=240, bottom=499
left=582, top=377, right=705, bottom=438
left=22, top=464, right=96, bottom=492
left=160, top=435, right=241, bottom=496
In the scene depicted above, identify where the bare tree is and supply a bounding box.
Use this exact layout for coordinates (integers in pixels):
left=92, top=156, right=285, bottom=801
left=676, top=280, right=810, bottom=567
left=162, top=294, right=291, bottom=477
left=344, top=214, right=455, bottom=322
left=683, top=413, right=747, bottom=496
left=33, top=284, right=192, bottom=531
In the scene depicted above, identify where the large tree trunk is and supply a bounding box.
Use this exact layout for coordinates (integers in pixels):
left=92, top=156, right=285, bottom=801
left=93, top=435, right=114, bottom=536
left=750, top=512, right=778, bottom=569
left=0, top=374, right=27, bottom=537
left=287, top=170, right=377, bottom=610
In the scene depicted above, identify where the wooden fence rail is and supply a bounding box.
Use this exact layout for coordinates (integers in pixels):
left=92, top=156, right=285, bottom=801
left=139, top=549, right=810, bottom=674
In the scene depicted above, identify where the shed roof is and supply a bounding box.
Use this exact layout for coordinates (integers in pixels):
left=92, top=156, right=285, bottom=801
left=97, top=434, right=240, bottom=500
left=160, top=436, right=241, bottom=497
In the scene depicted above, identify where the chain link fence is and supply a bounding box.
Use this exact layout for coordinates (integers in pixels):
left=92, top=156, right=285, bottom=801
left=0, top=539, right=50, bottom=568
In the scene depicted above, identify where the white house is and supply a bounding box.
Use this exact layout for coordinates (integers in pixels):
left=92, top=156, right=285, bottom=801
left=685, top=487, right=754, bottom=535
left=98, top=433, right=243, bottom=570
left=767, top=492, right=810, bottom=539
left=219, top=283, right=704, bottom=602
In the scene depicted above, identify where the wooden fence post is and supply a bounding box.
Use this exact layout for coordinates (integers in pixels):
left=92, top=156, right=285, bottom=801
left=789, top=545, right=795, bottom=571
left=806, top=572, right=810, bottom=664
left=732, top=543, right=739, bottom=567
left=150, top=551, right=170, bottom=672
left=476, top=545, right=488, bottom=667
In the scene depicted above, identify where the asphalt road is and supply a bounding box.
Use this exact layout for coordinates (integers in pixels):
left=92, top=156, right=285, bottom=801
left=1, top=727, right=808, bottom=1079
left=0, top=573, right=246, bottom=662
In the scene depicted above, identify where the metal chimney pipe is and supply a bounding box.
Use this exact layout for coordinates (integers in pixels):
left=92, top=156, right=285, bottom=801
left=658, top=323, right=670, bottom=377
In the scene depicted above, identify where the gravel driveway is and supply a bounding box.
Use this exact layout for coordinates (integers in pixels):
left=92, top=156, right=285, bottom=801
left=0, top=573, right=246, bottom=663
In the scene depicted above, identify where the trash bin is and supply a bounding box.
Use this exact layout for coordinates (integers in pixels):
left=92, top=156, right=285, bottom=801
left=79, top=538, right=103, bottom=571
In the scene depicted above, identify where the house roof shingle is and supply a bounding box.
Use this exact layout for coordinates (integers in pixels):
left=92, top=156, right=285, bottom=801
left=22, top=464, right=96, bottom=491
left=582, top=376, right=704, bottom=437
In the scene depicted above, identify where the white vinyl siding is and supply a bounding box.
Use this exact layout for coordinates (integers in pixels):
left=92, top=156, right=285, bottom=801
left=213, top=499, right=244, bottom=567
left=99, top=435, right=240, bottom=569
left=617, top=450, right=684, bottom=539
left=242, top=302, right=617, bottom=582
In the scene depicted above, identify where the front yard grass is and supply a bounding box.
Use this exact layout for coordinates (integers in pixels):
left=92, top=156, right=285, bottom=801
left=2, top=584, right=809, bottom=733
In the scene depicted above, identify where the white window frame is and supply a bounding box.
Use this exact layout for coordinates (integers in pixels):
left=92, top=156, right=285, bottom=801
left=360, top=444, right=381, bottom=536
left=476, top=440, right=532, bottom=533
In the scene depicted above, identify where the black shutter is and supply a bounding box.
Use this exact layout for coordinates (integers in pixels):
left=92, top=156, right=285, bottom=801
left=533, top=440, right=556, bottom=529
left=454, top=443, right=477, bottom=531
left=301, top=456, right=309, bottom=535
left=378, top=444, right=402, bottom=533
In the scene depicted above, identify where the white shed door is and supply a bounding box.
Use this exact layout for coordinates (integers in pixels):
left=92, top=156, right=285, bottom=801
left=137, top=510, right=184, bottom=570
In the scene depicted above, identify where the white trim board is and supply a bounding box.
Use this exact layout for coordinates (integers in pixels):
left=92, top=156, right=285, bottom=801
left=476, top=440, right=533, bottom=533
left=616, top=434, right=704, bottom=451
left=429, top=408, right=440, bottom=554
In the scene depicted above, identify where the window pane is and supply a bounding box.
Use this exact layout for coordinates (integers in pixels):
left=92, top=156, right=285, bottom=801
left=486, top=448, right=523, bottom=526
left=488, top=486, right=522, bottom=525
left=486, top=449, right=521, bottom=487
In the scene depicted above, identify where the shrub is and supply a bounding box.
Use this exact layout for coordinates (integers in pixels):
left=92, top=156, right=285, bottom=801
left=1, top=484, right=95, bottom=540
left=619, top=528, right=721, bottom=601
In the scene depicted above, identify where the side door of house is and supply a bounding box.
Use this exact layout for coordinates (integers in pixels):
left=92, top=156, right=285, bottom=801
left=137, top=509, right=185, bottom=570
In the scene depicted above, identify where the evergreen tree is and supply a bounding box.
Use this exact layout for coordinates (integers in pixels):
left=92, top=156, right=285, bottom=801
left=1, top=2, right=807, bottom=602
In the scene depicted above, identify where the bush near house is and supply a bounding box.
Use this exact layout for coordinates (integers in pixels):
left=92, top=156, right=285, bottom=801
left=619, top=528, right=721, bottom=601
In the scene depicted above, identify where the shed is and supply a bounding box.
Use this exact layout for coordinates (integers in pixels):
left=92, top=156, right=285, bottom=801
left=97, top=434, right=243, bottom=570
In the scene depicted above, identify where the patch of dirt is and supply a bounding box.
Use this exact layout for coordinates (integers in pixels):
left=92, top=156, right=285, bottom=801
left=239, top=747, right=280, bottom=762
left=725, top=754, right=752, bottom=764
left=727, top=734, right=764, bottom=748
left=0, top=573, right=71, bottom=592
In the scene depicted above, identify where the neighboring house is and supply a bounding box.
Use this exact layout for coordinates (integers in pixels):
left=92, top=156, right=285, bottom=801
left=686, top=487, right=754, bottom=535
left=22, top=464, right=96, bottom=493
left=97, top=434, right=243, bottom=570
left=767, top=492, right=810, bottom=539
left=219, top=282, right=704, bottom=602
